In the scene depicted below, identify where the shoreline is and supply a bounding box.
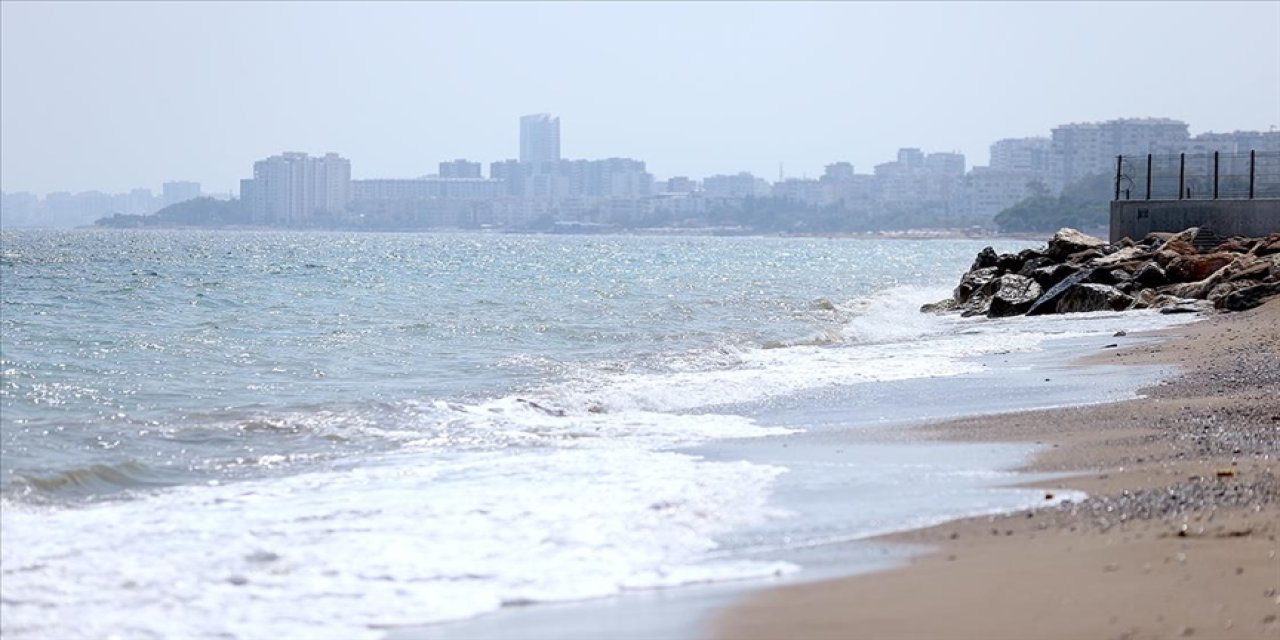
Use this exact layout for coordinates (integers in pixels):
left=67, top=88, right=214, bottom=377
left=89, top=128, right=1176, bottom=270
left=400, top=313, right=1195, bottom=640
left=712, top=300, right=1280, bottom=640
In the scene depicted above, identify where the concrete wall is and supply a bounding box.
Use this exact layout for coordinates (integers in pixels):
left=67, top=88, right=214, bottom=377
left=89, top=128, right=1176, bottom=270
left=1110, top=199, right=1280, bottom=242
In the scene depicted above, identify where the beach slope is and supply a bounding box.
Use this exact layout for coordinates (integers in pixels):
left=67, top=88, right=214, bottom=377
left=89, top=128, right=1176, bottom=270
left=714, top=301, right=1279, bottom=640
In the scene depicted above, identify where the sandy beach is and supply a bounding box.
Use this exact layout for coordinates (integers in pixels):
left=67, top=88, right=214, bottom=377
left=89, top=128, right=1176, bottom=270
left=714, top=300, right=1280, bottom=640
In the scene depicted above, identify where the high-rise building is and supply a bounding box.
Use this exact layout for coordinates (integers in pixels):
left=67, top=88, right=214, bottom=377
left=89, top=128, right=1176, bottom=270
left=703, top=172, right=769, bottom=199
left=822, top=162, right=855, bottom=182
left=161, top=181, right=201, bottom=207
left=520, top=114, right=561, bottom=169
left=490, top=159, right=530, bottom=196
left=896, top=148, right=925, bottom=168
left=240, top=152, right=351, bottom=225
left=664, top=176, right=696, bottom=193
left=439, top=159, right=483, bottom=179
left=990, top=137, right=1052, bottom=173
left=1051, top=118, right=1189, bottom=185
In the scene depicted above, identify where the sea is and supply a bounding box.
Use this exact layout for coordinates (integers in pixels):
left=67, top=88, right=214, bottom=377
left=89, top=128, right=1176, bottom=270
left=0, top=229, right=1192, bottom=639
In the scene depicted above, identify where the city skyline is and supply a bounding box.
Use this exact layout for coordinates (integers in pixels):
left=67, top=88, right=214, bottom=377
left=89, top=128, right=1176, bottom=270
left=2, top=2, right=1278, bottom=195
left=8, top=111, right=1278, bottom=231
left=4, top=113, right=1275, bottom=200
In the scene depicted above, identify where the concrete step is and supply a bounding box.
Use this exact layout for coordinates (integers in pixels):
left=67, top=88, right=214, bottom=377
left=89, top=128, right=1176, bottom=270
left=1193, top=227, right=1222, bottom=252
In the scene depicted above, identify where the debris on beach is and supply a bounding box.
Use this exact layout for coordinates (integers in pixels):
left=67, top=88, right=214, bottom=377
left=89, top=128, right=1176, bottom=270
left=926, top=227, right=1280, bottom=318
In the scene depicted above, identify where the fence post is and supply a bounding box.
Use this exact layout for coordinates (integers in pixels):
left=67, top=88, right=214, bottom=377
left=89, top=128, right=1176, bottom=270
left=1178, top=153, right=1185, bottom=200
left=1213, top=151, right=1219, bottom=199
left=1145, top=154, right=1152, bottom=200
left=1249, top=150, right=1256, bottom=199
left=1114, top=155, right=1122, bottom=200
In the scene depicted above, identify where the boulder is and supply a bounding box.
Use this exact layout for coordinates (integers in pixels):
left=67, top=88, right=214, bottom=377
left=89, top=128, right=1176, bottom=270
left=970, top=246, right=999, bottom=271
left=1166, top=227, right=1201, bottom=246
left=1250, top=233, right=1280, bottom=257
left=1018, top=256, right=1056, bottom=277
left=1141, top=231, right=1175, bottom=248
left=1067, top=248, right=1105, bottom=264
left=996, top=249, right=1042, bottom=275
left=1152, top=250, right=1184, bottom=267
left=1090, top=269, right=1132, bottom=286
left=1207, top=280, right=1255, bottom=306
left=1090, top=246, right=1146, bottom=268
left=1166, top=252, right=1235, bottom=283
left=1026, top=268, right=1094, bottom=316
left=953, top=266, right=1000, bottom=305
left=1133, top=262, right=1168, bottom=288
left=1227, top=259, right=1273, bottom=282
left=1161, top=239, right=1198, bottom=257
left=1212, top=237, right=1257, bottom=254
left=1130, top=288, right=1160, bottom=309
left=987, top=275, right=1044, bottom=318
left=1159, top=299, right=1213, bottom=314
left=1055, top=284, right=1133, bottom=314
left=1028, top=263, right=1079, bottom=290
left=1217, top=282, right=1280, bottom=312
left=1046, top=228, right=1107, bottom=261
left=1148, top=294, right=1195, bottom=309
left=920, top=299, right=958, bottom=314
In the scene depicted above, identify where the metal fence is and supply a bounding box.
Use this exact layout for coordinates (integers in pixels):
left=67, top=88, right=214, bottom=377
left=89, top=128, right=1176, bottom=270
left=1114, top=150, right=1280, bottom=201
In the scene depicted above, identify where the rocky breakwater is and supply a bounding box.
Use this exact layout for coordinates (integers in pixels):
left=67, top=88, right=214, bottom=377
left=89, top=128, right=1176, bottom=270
left=924, top=227, right=1280, bottom=318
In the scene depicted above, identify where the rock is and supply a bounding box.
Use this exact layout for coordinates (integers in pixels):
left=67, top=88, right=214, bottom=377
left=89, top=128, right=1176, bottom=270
left=1046, top=228, right=1107, bottom=261
left=1130, top=288, right=1160, bottom=309
left=1161, top=239, right=1198, bottom=257
left=1027, top=268, right=1094, bottom=315
left=1207, top=280, right=1255, bottom=305
left=1248, top=233, right=1280, bottom=257
left=1029, top=263, right=1080, bottom=290
left=996, top=249, right=1042, bottom=275
left=1133, top=262, right=1168, bottom=288
left=1166, top=227, right=1201, bottom=246
left=1166, top=252, right=1236, bottom=283
left=940, top=230, right=1276, bottom=320
left=1227, top=259, right=1273, bottom=282
left=1163, top=281, right=1203, bottom=299
left=953, top=266, right=1000, bottom=305
left=1147, top=294, right=1191, bottom=309
left=1083, top=267, right=1131, bottom=287
left=987, top=275, right=1044, bottom=318
left=1141, top=231, right=1175, bottom=248
left=1067, top=248, right=1104, bottom=264
left=1055, top=283, right=1133, bottom=314
left=1217, top=282, right=1280, bottom=312
left=995, top=253, right=1020, bottom=274
left=1213, top=237, right=1257, bottom=254
left=1159, top=299, right=1212, bottom=314
left=1018, top=256, right=1056, bottom=277
left=1091, top=246, right=1146, bottom=268
left=1164, top=256, right=1247, bottom=299
left=970, top=246, right=998, bottom=271
left=920, top=298, right=958, bottom=314
left=1152, top=249, right=1184, bottom=267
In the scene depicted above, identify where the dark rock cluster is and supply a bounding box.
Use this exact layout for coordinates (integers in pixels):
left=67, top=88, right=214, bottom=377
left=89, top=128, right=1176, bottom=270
left=925, top=227, right=1280, bottom=318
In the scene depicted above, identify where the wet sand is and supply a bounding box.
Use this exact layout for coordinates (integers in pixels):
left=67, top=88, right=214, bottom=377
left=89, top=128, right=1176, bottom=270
left=714, top=300, right=1280, bottom=640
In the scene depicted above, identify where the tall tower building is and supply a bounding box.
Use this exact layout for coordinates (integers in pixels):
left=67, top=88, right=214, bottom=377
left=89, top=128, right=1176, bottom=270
left=519, top=114, right=561, bottom=169
left=241, top=152, right=351, bottom=225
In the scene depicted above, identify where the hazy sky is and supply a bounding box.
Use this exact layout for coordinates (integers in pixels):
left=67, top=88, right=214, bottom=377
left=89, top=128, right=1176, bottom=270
left=2, top=1, right=1278, bottom=195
